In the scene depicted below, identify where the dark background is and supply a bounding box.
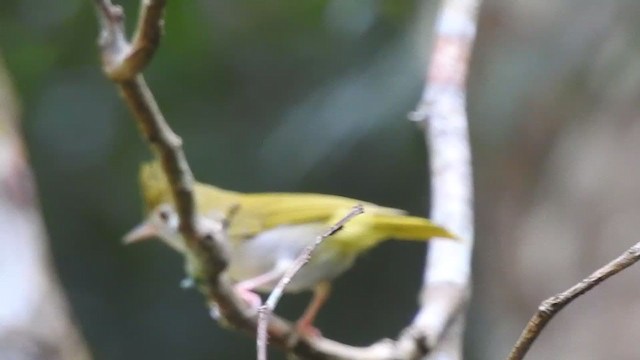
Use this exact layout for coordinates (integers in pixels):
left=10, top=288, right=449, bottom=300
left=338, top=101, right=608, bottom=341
left=2, top=0, right=640, bottom=359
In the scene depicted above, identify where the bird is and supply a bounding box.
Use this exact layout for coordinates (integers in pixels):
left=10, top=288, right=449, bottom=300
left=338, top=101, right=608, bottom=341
left=124, top=160, right=455, bottom=334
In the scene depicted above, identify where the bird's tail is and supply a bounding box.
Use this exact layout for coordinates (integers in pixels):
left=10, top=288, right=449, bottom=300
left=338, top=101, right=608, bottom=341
left=370, top=213, right=455, bottom=241
left=329, top=212, right=456, bottom=255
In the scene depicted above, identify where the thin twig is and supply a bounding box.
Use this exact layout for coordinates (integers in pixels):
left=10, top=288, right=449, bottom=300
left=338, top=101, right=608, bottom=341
left=507, top=241, right=640, bottom=360
left=257, top=205, right=365, bottom=360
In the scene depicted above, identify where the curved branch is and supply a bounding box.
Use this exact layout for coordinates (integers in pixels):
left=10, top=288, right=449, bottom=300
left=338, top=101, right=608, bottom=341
left=508, top=241, right=640, bottom=360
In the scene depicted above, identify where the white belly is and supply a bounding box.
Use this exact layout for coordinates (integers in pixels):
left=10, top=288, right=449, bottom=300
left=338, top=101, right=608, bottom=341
left=227, top=223, right=355, bottom=293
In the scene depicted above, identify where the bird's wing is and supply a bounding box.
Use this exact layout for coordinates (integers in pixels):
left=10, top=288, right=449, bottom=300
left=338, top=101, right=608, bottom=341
left=226, top=192, right=404, bottom=239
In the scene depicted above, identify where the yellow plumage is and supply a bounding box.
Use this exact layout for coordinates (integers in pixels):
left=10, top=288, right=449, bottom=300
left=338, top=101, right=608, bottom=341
left=138, top=160, right=454, bottom=255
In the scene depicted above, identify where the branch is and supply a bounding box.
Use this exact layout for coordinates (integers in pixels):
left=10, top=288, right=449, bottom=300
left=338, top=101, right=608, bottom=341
left=404, top=0, right=480, bottom=357
left=257, top=205, right=365, bottom=360
left=94, top=0, right=165, bottom=81
left=507, top=241, right=640, bottom=360
left=93, top=0, right=197, bottom=239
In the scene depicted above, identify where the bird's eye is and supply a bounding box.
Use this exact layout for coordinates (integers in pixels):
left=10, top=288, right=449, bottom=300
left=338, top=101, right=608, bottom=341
left=158, top=209, right=170, bottom=223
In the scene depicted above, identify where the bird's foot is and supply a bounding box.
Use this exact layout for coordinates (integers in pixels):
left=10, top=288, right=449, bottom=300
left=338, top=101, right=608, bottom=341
left=234, top=285, right=262, bottom=310
left=295, top=318, right=322, bottom=338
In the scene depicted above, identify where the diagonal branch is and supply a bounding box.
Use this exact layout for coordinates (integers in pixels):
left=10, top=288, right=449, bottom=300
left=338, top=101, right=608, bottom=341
left=94, top=0, right=197, bottom=238
left=507, top=241, right=640, bottom=360
left=92, top=0, right=287, bottom=351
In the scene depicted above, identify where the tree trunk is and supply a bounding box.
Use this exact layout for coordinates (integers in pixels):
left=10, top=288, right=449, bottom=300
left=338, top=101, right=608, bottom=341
left=0, top=53, right=92, bottom=360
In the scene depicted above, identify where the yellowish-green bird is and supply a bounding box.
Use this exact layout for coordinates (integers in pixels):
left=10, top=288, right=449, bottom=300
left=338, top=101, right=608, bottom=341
left=124, top=160, right=455, bottom=334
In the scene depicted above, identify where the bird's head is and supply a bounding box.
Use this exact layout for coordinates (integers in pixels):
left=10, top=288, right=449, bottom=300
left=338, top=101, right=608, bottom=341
left=123, top=203, right=187, bottom=253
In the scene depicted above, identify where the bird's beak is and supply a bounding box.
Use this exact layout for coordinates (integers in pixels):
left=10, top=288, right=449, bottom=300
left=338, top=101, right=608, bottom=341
left=123, top=221, right=158, bottom=244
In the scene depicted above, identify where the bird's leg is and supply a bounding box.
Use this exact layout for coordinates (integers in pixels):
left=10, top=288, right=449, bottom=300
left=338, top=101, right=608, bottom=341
left=207, top=271, right=283, bottom=320
left=234, top=267, right=286, bottom=309
left=296, top=281, right=331, bottom=336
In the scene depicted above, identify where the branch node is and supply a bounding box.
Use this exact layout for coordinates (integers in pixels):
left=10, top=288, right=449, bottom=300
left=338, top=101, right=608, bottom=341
left=407, top=99, right=433, bottom=123
left=94, top=0, right=165, bottom=81
left=538, top=298, right=556, bottom=316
